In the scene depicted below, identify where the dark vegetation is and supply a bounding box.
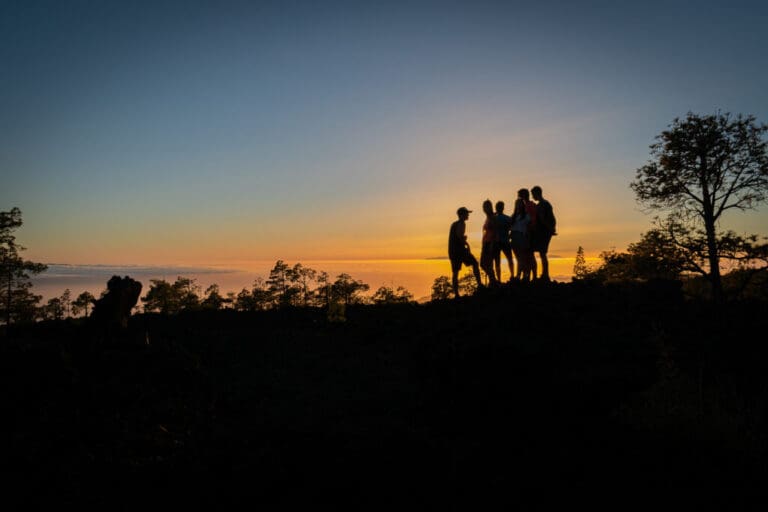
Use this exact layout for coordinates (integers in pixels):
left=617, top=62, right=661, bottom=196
left=2, top=280, right=768, bottom=508
left=630, top=112, right=768, bottom=302
left=2, top=111, right=767, bottom=507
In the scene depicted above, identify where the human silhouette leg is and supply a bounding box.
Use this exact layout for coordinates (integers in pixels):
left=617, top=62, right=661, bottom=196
left=502, top=246, right=514, bottom=282
left=452, top=269, right=460, bottom=297
left=472, top=262, right=482, bottom=289
left=539, top=251, right=550, bottom=281
left=534, top=232, right=553, bottom=281
left=521, top=250, right=534, bottom=282
left=512, top=247, right=523, bottom=280
left=480, top=243, right=498, bottom=286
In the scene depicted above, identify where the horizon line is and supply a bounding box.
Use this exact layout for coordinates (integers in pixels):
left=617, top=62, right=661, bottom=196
left=42, top=255, right=583, bottom=267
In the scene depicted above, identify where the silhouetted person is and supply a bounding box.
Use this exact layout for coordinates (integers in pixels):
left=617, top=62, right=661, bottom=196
left=511, top=189, right=535, bottom=281
left=493, top=200, right=514, bottom=282
left=480, top=199, right=500, bottom=287
left=531, top=185, right=556, bottom=282
left=449, top=207, right=482, bottom=297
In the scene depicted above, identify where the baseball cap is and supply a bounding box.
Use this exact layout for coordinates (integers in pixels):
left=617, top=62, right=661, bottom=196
left=457, top=206, right=472, bottom=215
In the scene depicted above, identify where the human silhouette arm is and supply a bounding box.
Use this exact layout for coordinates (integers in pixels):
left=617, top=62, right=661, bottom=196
left=456, top=222, right=469, bottom=248
left=540, top=202, right=557, bottom=235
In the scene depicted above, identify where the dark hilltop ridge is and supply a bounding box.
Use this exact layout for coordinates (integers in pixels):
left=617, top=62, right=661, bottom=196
left=2, top=278, right=767, bottom=508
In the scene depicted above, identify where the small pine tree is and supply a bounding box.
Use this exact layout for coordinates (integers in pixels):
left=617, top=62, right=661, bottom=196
left=60, top=289, right=72, bottom=317
left=573, top=246, right=589, bottom=280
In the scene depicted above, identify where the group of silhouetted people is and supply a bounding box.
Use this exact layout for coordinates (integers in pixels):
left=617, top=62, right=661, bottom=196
left=448, top=186, right=556, bottom=298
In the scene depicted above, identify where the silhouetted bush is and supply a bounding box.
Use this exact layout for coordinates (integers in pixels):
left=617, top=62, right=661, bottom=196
left=91, top=275, right=142, bottom=329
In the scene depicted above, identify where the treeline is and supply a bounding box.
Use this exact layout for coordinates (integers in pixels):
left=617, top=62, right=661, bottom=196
left=430, top=272, right=479, bottom=301
left=34, top=260, right=416, bottom=321
left=141, top=260, right=408, bottom=314
left=571, top=242, right=768, bottom=301
left=141, top=261, right=413, bottom=314
left=38, top=289, right=94, bottom=320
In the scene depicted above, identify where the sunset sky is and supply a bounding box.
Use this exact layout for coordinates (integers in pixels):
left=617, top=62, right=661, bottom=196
left=3, top=0, right=768, bottom=266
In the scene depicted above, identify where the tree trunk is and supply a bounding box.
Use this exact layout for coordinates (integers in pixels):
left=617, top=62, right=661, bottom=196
left=700, top=153, right=723, bottom=303
left=5, top=267, right=11, bottom=326
left=704, top=214, right=723, bottom=302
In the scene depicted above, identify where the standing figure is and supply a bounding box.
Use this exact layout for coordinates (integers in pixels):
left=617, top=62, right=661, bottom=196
left=531, top=185, right=557, bottom=282
left=480, top=199, right=500, bottom=287
left=493, top=200, right=514, bottom=282
left=448, top=206, right=482, bottom=297
left=510, top=189, right=535, bottom=281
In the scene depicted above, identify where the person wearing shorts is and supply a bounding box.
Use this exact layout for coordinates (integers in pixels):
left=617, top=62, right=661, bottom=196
left=480, top=199, right=500, bottom=287
left=531, top=185, right=557, bottom=282
left=449, top=206, right=482, bottom=297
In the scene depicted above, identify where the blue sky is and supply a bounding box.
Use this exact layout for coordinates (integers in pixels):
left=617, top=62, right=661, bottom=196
left=2, top=0, right=767, bottom=264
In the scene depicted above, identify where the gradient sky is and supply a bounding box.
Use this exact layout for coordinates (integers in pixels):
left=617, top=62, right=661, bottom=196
left=3, top=0, right=768, bottom=265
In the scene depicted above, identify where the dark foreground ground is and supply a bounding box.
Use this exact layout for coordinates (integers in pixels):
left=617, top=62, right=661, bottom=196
left=2, top=281, right=768, bottom=508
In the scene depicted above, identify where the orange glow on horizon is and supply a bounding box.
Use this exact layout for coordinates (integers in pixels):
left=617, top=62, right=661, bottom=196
left=30, top=257, right=600, bottom=304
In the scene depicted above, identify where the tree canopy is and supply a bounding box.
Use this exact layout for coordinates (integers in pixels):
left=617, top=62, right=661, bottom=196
left=1, top=208, right=47, bottom=326
left=141, top=277, right=201, bottom=314
left=631, top=112, right=768, bottom=300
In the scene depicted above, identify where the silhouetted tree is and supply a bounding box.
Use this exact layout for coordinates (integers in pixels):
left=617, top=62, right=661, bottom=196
left=372, top=285, right=413, bottom=304
left=175, top=277, right=201, bottom=310
left=723, top=263, right=768, bottom=300
left=251, top=277, right=273, bottom=310
left=431, top=276, right=453, bottom=301
left=287, top=263, right=317, bottom=306
left=234, top=288, right=256, bottom=311
left=331, top=273, right=370, bottom=305
left=201, top=284, right=225, bottom=310
left=267, top=260, right=291, bottom=306
left=631, top=112, right=768, bottom=301
left=72, top=291, right=96, bottom=317
left=314, top=271, right=332, bottom=307
left=581, top=231, right=690, bottom=283
left=0, top=208, right=47, bottom=326
left=141, top=277, right=200, bottom=314
left=43, top=297, right=65, bottom=320
left=60, top=288, right=72, bottom=317
left=12, top=291, right=43, bottom=324
left=584, top=249, right=632, bottom=283
left=625, top=229, right=688, bottom=279
left=142, top=279, right=176, bottom=314
left=572, top=246, right=589, bottom=280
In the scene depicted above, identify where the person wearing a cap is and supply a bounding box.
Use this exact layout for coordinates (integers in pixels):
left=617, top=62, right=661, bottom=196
left=448, top=206, right=482, bottom=297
